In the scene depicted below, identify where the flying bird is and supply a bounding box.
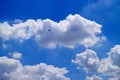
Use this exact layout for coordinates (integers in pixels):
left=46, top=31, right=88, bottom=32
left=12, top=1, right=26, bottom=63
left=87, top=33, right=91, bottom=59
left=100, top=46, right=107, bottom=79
left=48, top=29, right=51, bottom=31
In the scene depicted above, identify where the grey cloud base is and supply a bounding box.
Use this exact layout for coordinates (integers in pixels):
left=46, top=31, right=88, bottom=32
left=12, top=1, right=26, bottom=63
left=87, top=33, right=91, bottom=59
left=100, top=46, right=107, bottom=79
left=0, top=57, right=70, bottom=80
left=0, top=14, right=105, bottom=48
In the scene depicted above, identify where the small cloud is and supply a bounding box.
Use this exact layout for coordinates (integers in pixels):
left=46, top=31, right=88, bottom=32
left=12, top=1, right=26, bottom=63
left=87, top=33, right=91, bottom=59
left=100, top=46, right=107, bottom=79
left=14, top=19, right=23, bottom=24
left=86, top=75, right=103, bottom=80
left=9, top=52, right=22, bottom=59
left=2, top=43, right=9, bottom=49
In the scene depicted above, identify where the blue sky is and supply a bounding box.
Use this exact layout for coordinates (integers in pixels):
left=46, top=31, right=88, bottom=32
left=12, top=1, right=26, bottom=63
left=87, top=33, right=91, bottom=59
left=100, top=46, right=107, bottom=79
left=0, top=0, right=120, bottom=80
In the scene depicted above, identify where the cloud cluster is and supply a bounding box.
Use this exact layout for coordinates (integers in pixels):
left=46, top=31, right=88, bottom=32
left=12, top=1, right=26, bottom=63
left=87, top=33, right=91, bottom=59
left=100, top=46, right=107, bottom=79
left=72, top=45, right=120, bottom=80
left=0, top=56, right=70, bottom=80
left=0, top=14, right=104, bottom=48
left=99, top=45, right=120, bottom=80
left=72, top=49, right=100, bottom=73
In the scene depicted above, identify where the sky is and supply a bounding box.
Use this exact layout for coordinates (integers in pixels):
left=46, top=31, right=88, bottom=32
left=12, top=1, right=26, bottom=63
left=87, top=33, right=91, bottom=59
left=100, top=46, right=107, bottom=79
left=0, top=0, right=120, bottom=80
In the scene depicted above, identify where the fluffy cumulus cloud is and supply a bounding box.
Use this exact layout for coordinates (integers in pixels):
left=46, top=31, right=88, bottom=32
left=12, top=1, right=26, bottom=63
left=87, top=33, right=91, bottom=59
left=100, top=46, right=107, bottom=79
left=72, top=49, right=100, bottom=73
left=0, top=56, right=70, bottom=80
left=108, top=45, right=120, bottom=67
left=0, top=19, right=42, bottom=42
left=98, top=45, right=120, bottom=80
left=0, top=14, right=105, bottom=48
left=86, top=75, right=103, bottom=80
left=72, top=45, right=120, bottom=80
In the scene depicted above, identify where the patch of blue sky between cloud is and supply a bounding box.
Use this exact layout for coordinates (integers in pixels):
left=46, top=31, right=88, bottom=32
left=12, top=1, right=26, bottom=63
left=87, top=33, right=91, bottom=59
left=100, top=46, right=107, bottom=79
left=0, top=14, right=106, bottom=49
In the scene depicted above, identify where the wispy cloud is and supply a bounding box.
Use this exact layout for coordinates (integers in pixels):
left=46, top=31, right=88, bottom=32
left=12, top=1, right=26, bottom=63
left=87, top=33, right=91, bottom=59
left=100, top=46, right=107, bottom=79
left=72, top=49, right=100, bottom=73
left=81, top=0, right=120, bottom=18
left=2, top=43, right=9, bottom=49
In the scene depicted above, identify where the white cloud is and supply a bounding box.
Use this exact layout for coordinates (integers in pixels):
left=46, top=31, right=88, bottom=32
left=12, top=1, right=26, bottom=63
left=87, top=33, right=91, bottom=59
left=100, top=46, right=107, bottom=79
left=98, top=45, right=120, bottom=80
left=9, top=52, right=22, bottom=59
left=86, top=75, right=103, bottom=80
left=72, top=45, right=120, bottom=80
left=0, top=19, right=42, bottom=42
left=0, top=57, right=22, bottom=80
left=0, top=56, right=70, bottom=80
left=72, top=49, right=100, bottom=73
left=98, top=58, right=119, bottom=75
left=108, top=45, right=120, bottom=67
left=0, top=14, right=105, bottom=48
